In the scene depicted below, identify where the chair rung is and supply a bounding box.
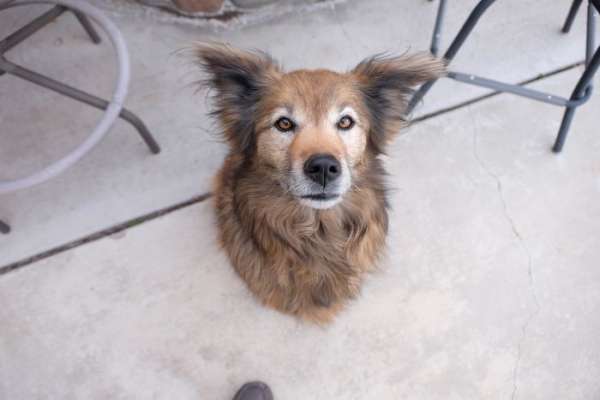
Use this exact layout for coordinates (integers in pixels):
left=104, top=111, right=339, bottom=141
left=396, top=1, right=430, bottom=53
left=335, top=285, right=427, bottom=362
left=447, top=71, right=587, bottom=107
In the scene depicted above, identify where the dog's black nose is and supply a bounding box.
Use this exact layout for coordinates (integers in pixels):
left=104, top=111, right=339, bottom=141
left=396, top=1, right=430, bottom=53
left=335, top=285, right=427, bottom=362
left=303, top=154, right=341, bottom=187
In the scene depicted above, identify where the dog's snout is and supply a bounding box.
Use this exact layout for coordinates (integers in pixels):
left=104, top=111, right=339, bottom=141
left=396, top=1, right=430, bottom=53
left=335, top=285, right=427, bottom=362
left=303, top=154, right=341, bottom=187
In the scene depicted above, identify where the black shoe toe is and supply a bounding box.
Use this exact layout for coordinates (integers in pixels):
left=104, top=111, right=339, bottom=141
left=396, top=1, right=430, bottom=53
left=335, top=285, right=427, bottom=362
left=232, top=381, right=273, bottom=400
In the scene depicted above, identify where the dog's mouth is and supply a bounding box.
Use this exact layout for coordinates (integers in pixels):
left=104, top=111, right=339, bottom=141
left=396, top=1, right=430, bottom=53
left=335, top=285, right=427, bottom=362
left=300, top=193, right=340, bottom=201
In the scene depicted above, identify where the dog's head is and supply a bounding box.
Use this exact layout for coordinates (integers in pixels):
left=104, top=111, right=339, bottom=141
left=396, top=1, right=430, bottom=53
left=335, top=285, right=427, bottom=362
left=197, top=44, right=444, bottom=209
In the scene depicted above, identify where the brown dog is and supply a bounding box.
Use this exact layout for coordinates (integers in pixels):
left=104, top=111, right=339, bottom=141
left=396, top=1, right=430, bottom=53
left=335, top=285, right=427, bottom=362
left=197, top=44, right=444, bottom=323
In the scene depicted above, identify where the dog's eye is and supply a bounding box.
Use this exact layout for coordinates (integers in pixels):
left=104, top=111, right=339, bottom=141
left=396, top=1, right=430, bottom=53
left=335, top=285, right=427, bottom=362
left=274, top=117, right=295, bottom=132
left=337, top=116, right=354, bottom=130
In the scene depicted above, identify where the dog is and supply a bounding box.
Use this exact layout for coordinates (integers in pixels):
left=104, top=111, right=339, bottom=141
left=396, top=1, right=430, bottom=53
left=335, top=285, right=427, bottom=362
left=197, top=44, right=444, bottom=323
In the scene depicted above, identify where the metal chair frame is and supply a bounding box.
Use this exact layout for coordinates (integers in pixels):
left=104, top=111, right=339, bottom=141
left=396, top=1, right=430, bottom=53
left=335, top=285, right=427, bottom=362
left=409, top=0, right=600, bottom=154
left=0, top=3, right=161, bottom=234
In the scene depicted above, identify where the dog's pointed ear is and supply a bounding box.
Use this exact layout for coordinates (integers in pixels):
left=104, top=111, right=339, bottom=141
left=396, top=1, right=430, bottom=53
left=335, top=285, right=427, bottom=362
left=352, top=53, right=446, bottom=153
left=196, top=43, right=280, bottom=154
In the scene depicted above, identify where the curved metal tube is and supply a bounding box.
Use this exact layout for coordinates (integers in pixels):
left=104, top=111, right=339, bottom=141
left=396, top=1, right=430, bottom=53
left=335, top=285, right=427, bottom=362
left=0, top=0, right=130, bottom=194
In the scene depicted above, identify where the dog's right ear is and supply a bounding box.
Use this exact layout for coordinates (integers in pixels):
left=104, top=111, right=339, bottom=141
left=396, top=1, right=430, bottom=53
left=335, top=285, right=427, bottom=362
left=196, top=43, right=280, bottom=154
left=352, top=53, right=445, bottom=154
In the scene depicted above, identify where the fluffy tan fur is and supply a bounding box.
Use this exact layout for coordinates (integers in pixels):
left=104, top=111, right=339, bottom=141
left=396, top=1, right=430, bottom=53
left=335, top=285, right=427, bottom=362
left=197, top=44, right=445, bottom=323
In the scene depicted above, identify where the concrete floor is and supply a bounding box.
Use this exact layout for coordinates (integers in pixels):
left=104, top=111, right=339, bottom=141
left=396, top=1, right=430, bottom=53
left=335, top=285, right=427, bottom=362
left=2, top=1, right=600, bottom=399
left=0, top=0, right=594, bottom=265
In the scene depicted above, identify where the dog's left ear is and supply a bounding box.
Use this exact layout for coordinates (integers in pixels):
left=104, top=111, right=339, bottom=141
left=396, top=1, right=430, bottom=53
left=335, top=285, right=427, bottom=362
left=196, top=43, right=280, bottom=154
left=352, top=53, right=446, bottom=153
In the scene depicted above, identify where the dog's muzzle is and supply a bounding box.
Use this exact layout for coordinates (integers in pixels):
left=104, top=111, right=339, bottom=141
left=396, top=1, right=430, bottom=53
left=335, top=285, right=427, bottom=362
left=292, top=153, right=349, bottom=209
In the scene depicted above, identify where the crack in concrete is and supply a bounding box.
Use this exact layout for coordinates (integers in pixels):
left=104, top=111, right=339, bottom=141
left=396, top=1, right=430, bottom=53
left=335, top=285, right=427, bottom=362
left=0, top=192, right=213, bottom=276
left=332, top=13, right=360, bottom=58
left=468, top=110, right=541, bottom=400
left=331, top=4, right=370, bottom=57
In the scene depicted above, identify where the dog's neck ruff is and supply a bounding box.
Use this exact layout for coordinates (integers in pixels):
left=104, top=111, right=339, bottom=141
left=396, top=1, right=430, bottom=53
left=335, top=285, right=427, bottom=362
left=214, top=155, right=389, bottom=323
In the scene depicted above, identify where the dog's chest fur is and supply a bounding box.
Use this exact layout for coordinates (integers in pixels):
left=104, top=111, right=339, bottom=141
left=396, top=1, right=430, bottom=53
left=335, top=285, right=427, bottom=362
left=214, top=154, right=388, bottom=323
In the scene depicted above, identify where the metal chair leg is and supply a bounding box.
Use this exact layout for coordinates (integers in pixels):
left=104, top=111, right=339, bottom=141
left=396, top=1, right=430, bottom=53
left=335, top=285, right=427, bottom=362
left=563, top=0, right=584, bottom=33
left=0, top=220, right=10, bottom=234
left=552, top=45, right=600, bottom=152
left=0, top=4, right=101, bottom=46
left=586, top=2, right=596, bottom=65
left=72, top=11, right=101, bottom=44
left=0, top=58, right=161, bottom=154
left=430, top=0, right=447, bottom=56
left=0, top=6, right=65, bottom=55
left=407, top=0, right=497, bottom=114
